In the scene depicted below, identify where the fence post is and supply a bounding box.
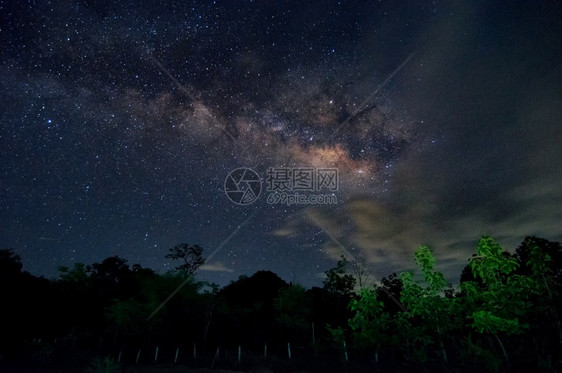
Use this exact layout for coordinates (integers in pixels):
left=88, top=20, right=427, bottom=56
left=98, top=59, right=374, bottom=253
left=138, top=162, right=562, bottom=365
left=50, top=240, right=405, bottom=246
left=154, top=345, right=159, bottom=362
left=312, top=322, right=316, bottom=345
left=287, top=342, right=292, bottom=359
left=174, top=347, right=179, bottom=363
left=211, top=346, right=220, bottom=368
left=136, top=348, right=141, bottom=364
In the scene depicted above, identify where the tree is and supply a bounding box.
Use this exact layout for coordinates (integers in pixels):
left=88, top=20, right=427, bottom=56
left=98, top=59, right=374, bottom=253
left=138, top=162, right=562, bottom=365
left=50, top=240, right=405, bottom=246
left=376, top=272, right=404, bottom=314
left=322, top=256, right=357, bottom=355
left=274, top=284, right=312, bottom=343
left=398, top=245, right=459, bottom=363
left=58, top=262, right=89, bottom=283
left=0, top=249, right=23, bottom=279
left=0, top=249, right=26, bottom=353
left=514, top=236, right=562, bottom=286
left=512, top=236, right=562, bottom=369
left=89, top=256, right=131, bottom=285
left=165, top=243, right=205, bottom=277
left=350, top=255, right=370, bottom=290
left=348, top=288, right=391, bottom=362
left=218, top=271, right=288, bottom=347
left=323, top=255, right=356, bottom=296
left=461, top=236, right=532, bottom=369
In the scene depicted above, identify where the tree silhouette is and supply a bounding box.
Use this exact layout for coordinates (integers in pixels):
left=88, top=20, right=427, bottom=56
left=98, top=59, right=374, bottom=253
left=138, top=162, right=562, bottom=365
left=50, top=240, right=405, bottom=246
left=218, top=271, right=288, bottom=347
left=165, top=243, right=205, bottom=277
left=58, top=262, right=89, bottom=283
left=515, top=236, right=562, bottom=282
left=1, top=236, right=561, bottom=371
left=89, top=255, right=130, bottom=284
left=350, top=255, right=370, bottom=290
left=274, top=284, right=312, bottom=342
left=377, top=272, right=404, bottom=314
left=0, top=249, right=23, bottom=278
left=323, top=255, right=356, bottom=296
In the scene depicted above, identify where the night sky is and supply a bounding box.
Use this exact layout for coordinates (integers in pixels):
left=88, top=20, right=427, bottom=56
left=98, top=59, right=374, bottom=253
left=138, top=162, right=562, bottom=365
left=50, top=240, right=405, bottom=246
left=1, top=1, right=561, bottom=288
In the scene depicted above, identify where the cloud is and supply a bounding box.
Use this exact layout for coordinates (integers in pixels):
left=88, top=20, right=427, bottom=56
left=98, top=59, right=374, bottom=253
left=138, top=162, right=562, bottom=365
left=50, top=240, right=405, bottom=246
left=199, top=261, right=234, bottom=273
left=275, top=169, right=561, bottom=285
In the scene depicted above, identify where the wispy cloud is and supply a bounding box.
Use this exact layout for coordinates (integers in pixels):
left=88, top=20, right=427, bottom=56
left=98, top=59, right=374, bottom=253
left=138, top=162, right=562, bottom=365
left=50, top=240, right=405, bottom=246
left=200, top=262, right=234, bottom=273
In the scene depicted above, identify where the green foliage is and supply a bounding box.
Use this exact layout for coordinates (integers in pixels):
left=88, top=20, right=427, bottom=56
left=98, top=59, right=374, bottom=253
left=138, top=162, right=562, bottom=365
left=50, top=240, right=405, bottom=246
left=348, top=288, right=390, bottom=349
left=87, top=356, right=120, bottom=373
left=398, top=246, right=459, bottom=362
left=461, top=334, right=502, bottom=372
left=525, top=241, right=556, bottom=297
left=4, top=235, right=562, bottom=371
left=348, top=246, right=459, bottom=363
left=58, top=262, right=89, bottom=283
left=398, top=272, right=419, bottom=312
left=471, top=310, right=521, bottom=334
left=401, top=246, right=458, bottom=322
left=414, top=245, right=447, bottom=293
left=463, top=236, right=531, bottom=336
left=528, top=243, right=552, bottom=275
left=327, top=324, right=345, bottom=345
left=350, top=288, right=383, bottom=322
left=274, top=284, right=311, bottom=331
left=106, top=298, right=153, bottom=332
left=470, top=235, right=519, bottom=285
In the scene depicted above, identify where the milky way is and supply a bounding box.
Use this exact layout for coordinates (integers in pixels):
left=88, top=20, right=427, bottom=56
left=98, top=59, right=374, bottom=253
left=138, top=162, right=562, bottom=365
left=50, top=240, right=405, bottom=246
left=1, top=1, right=561, bottom=287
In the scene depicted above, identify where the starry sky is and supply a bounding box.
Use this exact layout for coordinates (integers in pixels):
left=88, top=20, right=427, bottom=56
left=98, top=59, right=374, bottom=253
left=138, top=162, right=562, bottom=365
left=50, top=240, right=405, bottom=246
left=1, top=1, right=561, bottom=288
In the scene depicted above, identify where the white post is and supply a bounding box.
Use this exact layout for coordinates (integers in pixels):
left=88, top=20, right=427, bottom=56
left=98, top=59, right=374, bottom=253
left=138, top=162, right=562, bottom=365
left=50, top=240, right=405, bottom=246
left=154, top=345, right=159, bottom=362
left=343, top=340, right=348, bottom=362
left=211, top=346, right=220, bottom=368
left=136, top=348, right=141, bottom=364
left=174, top=347, right=179, bottom=363
left=238, top=345, right=241, bottom=363
left=193, top=343, right=197, bottom=358
left=312, top=322, right=316, bottom=345
left=287, top=342, right=292, bottom=359
left=117, top=350, right=122, bottom=364
left=264, top=342, right=267, bottom=357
